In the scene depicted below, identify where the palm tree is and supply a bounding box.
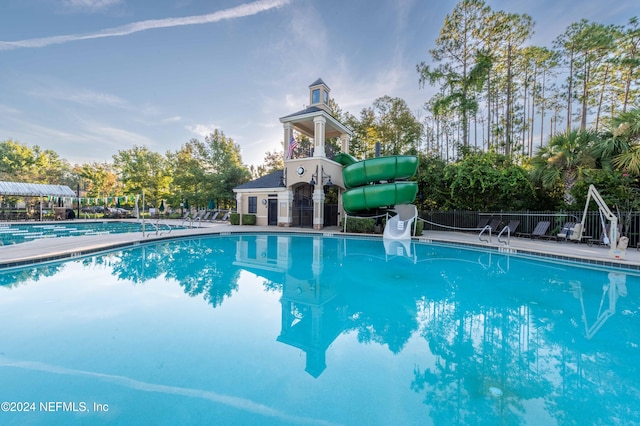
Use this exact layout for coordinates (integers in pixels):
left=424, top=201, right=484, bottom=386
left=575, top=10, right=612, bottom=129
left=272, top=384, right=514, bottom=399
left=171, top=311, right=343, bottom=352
left=610, top=108, right=640, bottom=174
left=529, top=129, right=598, bottom=204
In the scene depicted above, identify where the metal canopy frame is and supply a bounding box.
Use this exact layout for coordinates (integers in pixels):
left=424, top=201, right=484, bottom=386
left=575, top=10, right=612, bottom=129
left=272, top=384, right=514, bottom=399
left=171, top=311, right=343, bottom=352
left=0, top=181, right=76, bottom=198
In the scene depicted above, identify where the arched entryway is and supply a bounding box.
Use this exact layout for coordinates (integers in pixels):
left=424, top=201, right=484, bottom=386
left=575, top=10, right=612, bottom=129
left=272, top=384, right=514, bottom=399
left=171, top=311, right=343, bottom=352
left=293, top=184, right=314, bottom=228
left=323, top=186, right=339, bottom=227
left=291, top=184, right=339, bottom=228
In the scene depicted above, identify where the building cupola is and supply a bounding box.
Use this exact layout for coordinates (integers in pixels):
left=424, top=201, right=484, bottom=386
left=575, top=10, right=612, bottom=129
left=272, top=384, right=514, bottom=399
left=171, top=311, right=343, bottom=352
left=309, top=78, right=330, bottom=113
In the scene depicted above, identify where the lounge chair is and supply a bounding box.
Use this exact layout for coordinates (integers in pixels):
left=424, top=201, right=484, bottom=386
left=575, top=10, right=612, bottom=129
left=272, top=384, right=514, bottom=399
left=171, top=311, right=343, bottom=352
left=474, top=217, right=490, bottom=231
left=487, top=218, right=502, bottom=232
left=500, top=220, right=520, bottom=236
left=215, top=212, right=230, bottom=222
left=208, top=211, right=220, bottom=222
left=180, top=211, right=193, bottom=226
left=587, top=224, right=622, bottom=247
left=543, top=221, right=575, bottom=241
left=516, top=220, right=550, bottom=239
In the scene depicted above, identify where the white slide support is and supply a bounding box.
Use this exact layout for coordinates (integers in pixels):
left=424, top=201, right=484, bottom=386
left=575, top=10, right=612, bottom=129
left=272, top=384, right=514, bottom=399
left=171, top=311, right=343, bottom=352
left=383, top=204, right=417, bottom=240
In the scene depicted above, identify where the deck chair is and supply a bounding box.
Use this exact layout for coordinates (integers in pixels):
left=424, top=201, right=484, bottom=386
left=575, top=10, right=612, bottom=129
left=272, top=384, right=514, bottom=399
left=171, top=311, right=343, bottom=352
left=215, top=212, right=230, bottom=222
left=516, top=221, right=550, bottom=239
left=588, top=223, right=622, bottom=247
left=208, top=211, right=220, bottom=222
left=548, top=221, right=576, bottom=241
left=474, top=217, right=490, bottom=231
left=180, top=211, right=193, bottom=226
left=487, top=218, right=502, bottom=232
left=501, top=220, right=520, bottom=235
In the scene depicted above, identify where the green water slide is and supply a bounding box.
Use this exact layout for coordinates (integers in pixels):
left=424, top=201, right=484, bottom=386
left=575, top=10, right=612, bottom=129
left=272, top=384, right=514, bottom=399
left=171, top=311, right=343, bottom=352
left=335, top=153, right=418, bottom=213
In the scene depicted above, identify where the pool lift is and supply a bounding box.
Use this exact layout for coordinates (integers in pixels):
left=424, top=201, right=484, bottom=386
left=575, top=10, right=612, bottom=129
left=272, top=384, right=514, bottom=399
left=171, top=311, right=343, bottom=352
left=576, top=185, right=628, bottom=259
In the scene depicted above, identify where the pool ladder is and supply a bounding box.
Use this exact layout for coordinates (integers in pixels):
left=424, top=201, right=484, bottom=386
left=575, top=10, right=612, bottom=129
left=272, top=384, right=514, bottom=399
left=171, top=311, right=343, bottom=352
left=479, top=225, right=511, bottom=246
left=497, top=226, right=511, bottom=246
left=143, top=219, right=173, bottom=237
left=478, top=225, right=492, bottom=243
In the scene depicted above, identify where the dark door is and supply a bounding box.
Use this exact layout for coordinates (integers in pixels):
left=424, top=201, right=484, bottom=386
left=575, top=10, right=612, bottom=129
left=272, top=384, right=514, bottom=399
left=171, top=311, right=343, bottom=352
left=268, top=199, right=278, bottom=226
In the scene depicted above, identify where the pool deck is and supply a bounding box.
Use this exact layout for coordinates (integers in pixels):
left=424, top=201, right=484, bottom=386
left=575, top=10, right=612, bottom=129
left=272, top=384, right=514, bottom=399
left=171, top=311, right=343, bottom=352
left=0, top=219, right=639, bottom=270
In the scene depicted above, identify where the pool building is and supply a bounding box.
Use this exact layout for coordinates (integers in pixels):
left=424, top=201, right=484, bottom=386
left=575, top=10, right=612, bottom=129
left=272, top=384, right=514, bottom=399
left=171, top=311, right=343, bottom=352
left=234, top=78, right=352, bottom=229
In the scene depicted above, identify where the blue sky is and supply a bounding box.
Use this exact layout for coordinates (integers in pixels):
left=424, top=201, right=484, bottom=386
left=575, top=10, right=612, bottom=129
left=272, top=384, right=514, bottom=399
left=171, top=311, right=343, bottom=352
left=0, top=0, right=636, bottom=168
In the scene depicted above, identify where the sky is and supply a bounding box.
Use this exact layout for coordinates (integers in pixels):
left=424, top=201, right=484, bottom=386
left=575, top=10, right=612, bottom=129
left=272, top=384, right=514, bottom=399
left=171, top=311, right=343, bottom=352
left=0, top=0, right=637, bottom=168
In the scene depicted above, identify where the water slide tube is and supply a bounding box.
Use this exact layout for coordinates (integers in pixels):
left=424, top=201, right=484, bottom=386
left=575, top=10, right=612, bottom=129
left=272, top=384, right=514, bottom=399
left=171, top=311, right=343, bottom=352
left=335, top=153, right=419, bottom=214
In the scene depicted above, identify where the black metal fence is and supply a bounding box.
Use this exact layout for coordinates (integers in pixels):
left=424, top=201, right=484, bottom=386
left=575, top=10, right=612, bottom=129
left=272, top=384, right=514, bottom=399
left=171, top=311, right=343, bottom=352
left=419, top=210, right=640, bottom=247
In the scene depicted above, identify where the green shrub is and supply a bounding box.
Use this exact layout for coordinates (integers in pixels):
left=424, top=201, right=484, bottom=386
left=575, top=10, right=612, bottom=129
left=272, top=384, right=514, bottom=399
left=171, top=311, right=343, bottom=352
left=344, top=217, right=376, bottom=233
left=413, top=219, right=423, bottom=236
left=242, top=214, right=256, bottom=225
left=229, top=213, right=240, bottom=225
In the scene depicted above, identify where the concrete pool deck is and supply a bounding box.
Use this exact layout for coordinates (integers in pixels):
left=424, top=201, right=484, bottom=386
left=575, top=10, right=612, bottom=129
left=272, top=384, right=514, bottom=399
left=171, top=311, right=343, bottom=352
left=0, top=219, right=638, bottom=271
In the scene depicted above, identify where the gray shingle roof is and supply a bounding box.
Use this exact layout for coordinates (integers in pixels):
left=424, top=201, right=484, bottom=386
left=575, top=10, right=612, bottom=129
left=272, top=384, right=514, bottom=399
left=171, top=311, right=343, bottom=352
left=309, top=78, right=328, bottom=88
left=234, top=170, right=283, bottom=190
left=279, top=105, right=324, bottom=120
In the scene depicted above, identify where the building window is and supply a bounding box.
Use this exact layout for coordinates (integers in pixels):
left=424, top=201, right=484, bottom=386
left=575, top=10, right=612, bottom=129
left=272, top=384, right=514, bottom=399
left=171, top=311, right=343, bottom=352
left=323, top=91, right=328, bottom=104
left=312, top=89, right=320, bottom=104
left=248, top=196, right=257, bottom=214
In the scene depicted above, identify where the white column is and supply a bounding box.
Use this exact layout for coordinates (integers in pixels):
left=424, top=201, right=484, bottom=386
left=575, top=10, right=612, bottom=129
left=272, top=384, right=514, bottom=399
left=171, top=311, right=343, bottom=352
left=313, top=116, right=326, bottom=157
left=340, top=133, right=350, bottom=154
left=312, top=235, right=322, bottom=276
left=278, top=190, right=293, bottom=227
left=283, top=122, right=294, bottom=160
left=312, top=186, right=325, bottom=230
left=236, top=193, right=242, bottom=224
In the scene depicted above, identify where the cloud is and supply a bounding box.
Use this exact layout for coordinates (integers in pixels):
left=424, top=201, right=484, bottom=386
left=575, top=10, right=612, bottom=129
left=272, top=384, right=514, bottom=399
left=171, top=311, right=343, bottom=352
left=0, top=0, right=293, bottom=51
left=29, top=88, right=128, bottom=108
left=0, top=104, right=21, bottom=114
left=186, top=123, right=219, bottom=139
left=62, top=0, right=124, bottom=12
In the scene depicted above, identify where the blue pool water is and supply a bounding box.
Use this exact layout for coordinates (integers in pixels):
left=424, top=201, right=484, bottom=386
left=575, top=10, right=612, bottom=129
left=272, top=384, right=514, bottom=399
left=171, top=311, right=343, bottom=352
left=0, top=234, right=638, bottom=425
left=0, top=221, right=182, bottom=245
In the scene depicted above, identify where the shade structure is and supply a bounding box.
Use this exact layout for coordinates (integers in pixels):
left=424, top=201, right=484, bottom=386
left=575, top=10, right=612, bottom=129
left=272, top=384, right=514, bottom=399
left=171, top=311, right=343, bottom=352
left=208, top=199, right=215, bottom=210
left=0, top=181, right=76, bottom=198
left=159, top=200, right=165, bottom=212
left=184, top=199, right=189, bottom=209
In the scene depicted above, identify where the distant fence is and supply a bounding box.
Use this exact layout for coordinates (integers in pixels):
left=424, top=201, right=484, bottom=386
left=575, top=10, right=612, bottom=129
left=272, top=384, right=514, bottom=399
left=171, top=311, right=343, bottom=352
left=419, top=210, right=640, bottom=247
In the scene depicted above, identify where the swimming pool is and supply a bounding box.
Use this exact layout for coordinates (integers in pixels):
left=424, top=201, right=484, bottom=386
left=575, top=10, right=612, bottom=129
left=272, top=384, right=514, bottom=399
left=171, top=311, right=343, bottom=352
left=0, top=233, right=638, bottom=424
left=0, top=221, right=182, bottom=246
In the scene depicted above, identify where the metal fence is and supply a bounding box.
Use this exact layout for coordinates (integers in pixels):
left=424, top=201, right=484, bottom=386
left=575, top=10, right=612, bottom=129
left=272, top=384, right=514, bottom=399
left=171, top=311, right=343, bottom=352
left=419, top=210, right=640, bottom=247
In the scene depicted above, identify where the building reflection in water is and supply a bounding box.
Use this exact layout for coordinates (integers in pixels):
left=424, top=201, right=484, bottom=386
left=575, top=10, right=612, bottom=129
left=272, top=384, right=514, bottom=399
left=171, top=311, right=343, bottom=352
left=234, top=235, right=348, bottom=377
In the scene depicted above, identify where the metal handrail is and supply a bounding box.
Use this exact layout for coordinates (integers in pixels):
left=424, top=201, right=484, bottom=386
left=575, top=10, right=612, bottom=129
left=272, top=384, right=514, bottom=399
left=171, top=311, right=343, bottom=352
left=497, top=226, right=511, bottom=246
left=478, top=225, right=492, bottom=243
left=144, top=219, right=172, bottom=237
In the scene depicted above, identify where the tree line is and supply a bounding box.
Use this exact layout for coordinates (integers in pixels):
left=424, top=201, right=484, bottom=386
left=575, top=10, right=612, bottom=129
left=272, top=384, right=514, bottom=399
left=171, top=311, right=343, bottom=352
left=418, top=0, right=639, bottom=160
left=1, top=0, right=638, bottom=215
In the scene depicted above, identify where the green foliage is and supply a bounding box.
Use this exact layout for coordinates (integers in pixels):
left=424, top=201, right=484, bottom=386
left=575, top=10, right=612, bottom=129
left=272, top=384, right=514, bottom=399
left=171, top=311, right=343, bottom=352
left=570, top=170, right=640, bottom=211
left=416, top=154, right=449, bottom=210
left=241, top=214, right=256, bottom=225
left=229, top=213, right=240, bottom=225
left=0, top=139, right=72, bottom=185
left=229, top=213, right=256, bottom=225
left=443, top=151, right=536, bottom=210
left=166, top=130, right=251, bottom=211
left=344, top=217, right=376, bottom=233
left=528, top=129, right=599, bottom=203
left=112, top=145, right=172, bottom=208
left=344, top=96, right=423, bottom=159
left=76, top=162, right=122, bottom=198
left=413, top=220, right=424, bottom=236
